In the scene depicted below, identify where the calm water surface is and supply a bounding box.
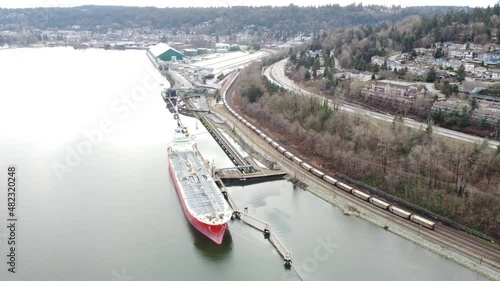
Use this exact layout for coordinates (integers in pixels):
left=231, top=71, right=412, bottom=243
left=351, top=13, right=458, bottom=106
left=0, top=48, right=490, bottom=281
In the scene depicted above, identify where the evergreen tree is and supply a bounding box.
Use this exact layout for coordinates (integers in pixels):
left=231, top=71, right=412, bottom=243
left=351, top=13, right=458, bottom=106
left=470, top=97, right=479, bottom=111
left=434, top=47, right=444, bottom=58
left=304, top=70, right=311, bottom=81
left=323, top=67, right=330, bottom=78
left=426, top=67, right=437, bottom=83
left=457, top=64, right=466, bottom=82
left=381, top=59, right=388, bottom=70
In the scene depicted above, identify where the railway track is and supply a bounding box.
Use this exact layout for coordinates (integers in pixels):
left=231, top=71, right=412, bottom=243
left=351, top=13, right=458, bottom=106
left=283, top=150, right=500, bottom=270
left=216, top=71, right=500, bottom=276
left=288, top=157, right=500, bottom=271
left=436, top=225, right=500, bottom=266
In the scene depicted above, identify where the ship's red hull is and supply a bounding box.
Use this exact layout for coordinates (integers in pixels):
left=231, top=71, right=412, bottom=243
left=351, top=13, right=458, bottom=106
left=169, top=159, right=227, bottom=244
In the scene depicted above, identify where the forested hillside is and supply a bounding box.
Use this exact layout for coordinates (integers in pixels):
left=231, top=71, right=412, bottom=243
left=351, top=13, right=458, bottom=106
left=233, top=64, right=500, bottom=239
left=0, top=5, right=465, bottom=37
left=314, top=5, right=500, bottom=69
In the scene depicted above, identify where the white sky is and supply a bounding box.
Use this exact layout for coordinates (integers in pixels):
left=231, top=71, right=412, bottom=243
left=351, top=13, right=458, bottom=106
left=0, top=0, right=495, bottom=9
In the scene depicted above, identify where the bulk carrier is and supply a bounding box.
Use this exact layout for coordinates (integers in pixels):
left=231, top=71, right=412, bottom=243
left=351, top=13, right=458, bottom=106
left=167, top=127, right=233, bottom=244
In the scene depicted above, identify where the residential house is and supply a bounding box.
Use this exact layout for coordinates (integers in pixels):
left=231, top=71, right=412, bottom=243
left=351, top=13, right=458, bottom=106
left=407, top=65, right=428, bottom=76
left=468, top=43, right=484, bottom=51
left=464, top=62, right=475, bottom=72
left=472, top=67, right=487, bottom=77
left=432, top=99, right=470, bottom=113
left=484, top=69, right=500, bottom=80
left=435, top=59, right=462, bottom=70
left=387, top=60, right=402, bottom=70
left=371, top=55, right=385, bottom=66
left=363, top=81, right=425, bottom=102
left=464, top=51, right=479, bottom=60
left=472, top=101, right=500, bottom=124
left=450, top=49, right=464, bottom=58
left=484, top=53, right=500, bottom=65
left=416, top=55, right=436, bottom=65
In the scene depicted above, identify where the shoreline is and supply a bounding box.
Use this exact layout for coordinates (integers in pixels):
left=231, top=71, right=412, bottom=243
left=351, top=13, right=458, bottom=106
left=0, top=45, right=148, bottom=51
left=306, top=185, right=499, bottom=281
left=206, top=99, right=500, bottom=281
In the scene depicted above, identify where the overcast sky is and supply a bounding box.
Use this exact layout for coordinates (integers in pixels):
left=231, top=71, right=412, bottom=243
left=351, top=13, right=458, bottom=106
left=0, top=0, right=495, bottom=9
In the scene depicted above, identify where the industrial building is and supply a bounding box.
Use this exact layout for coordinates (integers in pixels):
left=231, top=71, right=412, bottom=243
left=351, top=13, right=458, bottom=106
left=197, top=48, right=209, bottom=55
left=147, top=43, right=184, bottom=64
left=183, top=49, right=198, bottom=57
left=215, top=43, right=230, bottom=50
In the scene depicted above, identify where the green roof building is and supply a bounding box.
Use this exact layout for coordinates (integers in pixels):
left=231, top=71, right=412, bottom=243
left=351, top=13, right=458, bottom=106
left=184, top=49, right=198, bottom=57
left=148, top=43, right=184, bottom=62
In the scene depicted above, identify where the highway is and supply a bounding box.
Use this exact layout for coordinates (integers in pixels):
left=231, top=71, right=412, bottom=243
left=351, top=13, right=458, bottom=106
left=264, top=59, right=500, bottom=149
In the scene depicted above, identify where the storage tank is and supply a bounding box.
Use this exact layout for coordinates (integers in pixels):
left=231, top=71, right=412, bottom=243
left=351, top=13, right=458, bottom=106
left=183, top=49, right=198, bottom=56
left=197, top=48, right=209, bottom=55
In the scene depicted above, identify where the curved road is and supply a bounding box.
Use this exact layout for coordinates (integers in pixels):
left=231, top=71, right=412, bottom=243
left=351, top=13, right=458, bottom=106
left=264, top=59, right=500, bottom=149
left=216, top=64, right=500, bottom=274
left=217, top=82, right=500, bottom=275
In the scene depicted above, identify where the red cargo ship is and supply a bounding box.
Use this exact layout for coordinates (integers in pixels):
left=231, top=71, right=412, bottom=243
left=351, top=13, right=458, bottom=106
left=167, top=128, right=232, bottom=244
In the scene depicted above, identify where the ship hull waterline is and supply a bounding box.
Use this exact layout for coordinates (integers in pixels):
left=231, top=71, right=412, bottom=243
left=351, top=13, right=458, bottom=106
left=168, top=159, right=228, bottom=244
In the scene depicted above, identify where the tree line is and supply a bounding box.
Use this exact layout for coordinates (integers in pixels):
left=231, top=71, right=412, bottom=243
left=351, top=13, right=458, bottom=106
left=0, top=5, right=464, bottom=38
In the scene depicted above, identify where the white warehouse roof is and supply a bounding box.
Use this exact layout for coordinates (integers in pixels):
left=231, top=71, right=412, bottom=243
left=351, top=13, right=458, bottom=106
left=149, top=43, right=180, bottom=57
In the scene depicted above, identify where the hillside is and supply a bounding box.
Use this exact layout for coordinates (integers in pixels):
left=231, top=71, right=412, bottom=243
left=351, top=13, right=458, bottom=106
left=318, top=6, right=500, bottom=70
left=0, top=5, right=465, bottom=37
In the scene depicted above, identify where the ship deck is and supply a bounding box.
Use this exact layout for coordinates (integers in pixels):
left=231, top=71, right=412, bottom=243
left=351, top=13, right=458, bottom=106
left=169, top=147, right=231, bottom=221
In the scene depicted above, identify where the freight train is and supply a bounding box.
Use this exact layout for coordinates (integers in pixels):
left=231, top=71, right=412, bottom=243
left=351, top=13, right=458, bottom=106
left=220, top=75, right=435, bottom=231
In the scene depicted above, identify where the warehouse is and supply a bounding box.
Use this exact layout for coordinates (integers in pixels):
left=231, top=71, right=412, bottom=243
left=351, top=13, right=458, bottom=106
left=147, top=43, right=184, bottom=63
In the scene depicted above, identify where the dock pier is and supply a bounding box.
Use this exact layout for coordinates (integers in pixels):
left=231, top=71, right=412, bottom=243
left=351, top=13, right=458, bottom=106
left=214, top=178, right=292, bottom=268
left=164, top=88, right=292, bottom=268
left=191, top=103, right=287, bottom=184
left=195, top=110, right=250, bottom=171
left=239, top=212, right=292, bottom=267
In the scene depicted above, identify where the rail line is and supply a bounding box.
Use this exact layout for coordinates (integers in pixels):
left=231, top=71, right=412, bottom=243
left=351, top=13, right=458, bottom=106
left=216, top=68, right=500, bottom=275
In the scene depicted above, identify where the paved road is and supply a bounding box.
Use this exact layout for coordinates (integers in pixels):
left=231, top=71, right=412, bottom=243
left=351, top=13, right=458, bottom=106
left=264, top=59, right=500, bottom=149
left=218, top=75, right=500, bottom=274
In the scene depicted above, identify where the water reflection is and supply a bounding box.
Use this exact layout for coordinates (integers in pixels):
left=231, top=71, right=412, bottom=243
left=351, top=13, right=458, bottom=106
left=190, top=224, right=233, bottom=261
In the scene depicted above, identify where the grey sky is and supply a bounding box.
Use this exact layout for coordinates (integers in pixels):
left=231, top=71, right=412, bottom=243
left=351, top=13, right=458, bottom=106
left=0, top=0, right=495, bottom=9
